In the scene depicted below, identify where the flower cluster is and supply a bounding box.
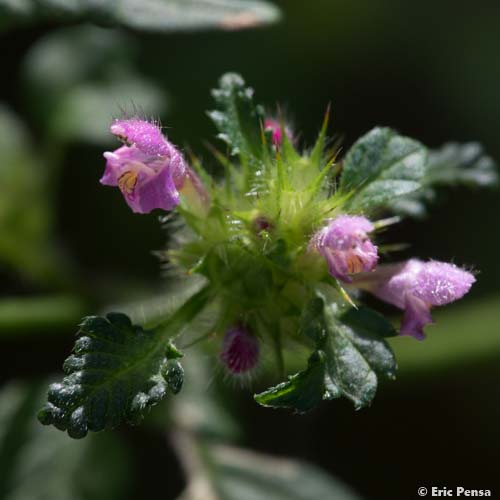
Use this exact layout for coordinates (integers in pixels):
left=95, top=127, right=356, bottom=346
left=39, top=74, right=495, bottom=438
left=91, top=72, right=493, bottom=422
left=102, top=117, right=475, bottom=360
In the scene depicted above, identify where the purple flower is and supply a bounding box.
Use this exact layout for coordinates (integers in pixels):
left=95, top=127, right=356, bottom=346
left=312, top=215, right=378, bottom=282
left=264, top=118, right=293, bottom=146
left=354, top=259, right=476, bottom=340
left=220, top=325, right=259, bottom=374
left=101, top=118, right=187, bottom=214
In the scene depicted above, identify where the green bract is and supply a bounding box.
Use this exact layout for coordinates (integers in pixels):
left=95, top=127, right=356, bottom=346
left=39, top=73, right=497, bottom=437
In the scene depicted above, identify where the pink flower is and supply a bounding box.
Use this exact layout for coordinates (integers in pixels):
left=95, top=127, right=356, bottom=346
left=311, top=215, right=378, bottom=282
left=264, top=118, right=293, bottom=146
left=101, top=118, right=187, bottom=214
left=220, top=325, right=259, bottom=374
left=354, top=259, right=476, bottom=340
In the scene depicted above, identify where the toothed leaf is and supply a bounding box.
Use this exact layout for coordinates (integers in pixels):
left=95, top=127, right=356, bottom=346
left=208, top=72, right=265, bottom=160
left=341, top=127, right=427, bottom=212
left=38, top=287, right=211, bottom=438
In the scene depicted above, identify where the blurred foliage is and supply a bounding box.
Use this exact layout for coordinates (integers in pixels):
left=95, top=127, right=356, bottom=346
left=0, top=381, right=132, bottom=500
left=22, top=25, right=167, bottom=145
left=0, top=0, right=280, bottom=33
left=0, top=105, right=63, bottom=284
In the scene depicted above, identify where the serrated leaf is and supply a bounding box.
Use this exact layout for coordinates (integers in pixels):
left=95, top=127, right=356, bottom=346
left=0, top=381, right=132, bottom=500
left=208, top=72, right=265, bottom=160
left=341, top=127, right=427, bottom=212
left=162, top=359, right=184, bottom=394
left=254, top=351, right=327, bottom=412
left=1, top=0, right=281, bottom=33
left=39, top=287, right=211, bottom=438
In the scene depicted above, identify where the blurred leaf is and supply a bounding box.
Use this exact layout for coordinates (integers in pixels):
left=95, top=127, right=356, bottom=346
left=208, top=72, right=265, bottom=159
left=0, top=295, right=87, bottom=337
left=0, top=105, right=64, bottom=282
left=174, top=434, right=361, bottom=500
left=254, top=351, right=327, bottom=412
left=23, top=25, right=167, bottom=144
left=0, top=0, right=33, bottom=31
left=1, top=0, right=281, bottom=33
left=341, top=127, right=427, bottom=212
left=389, top=142, right=498, bottom=218
left=109, top=0, right=281, bottom=32
left=0, top=381, right=132, bottom=500
left=39, top=287, right=212, bottom=438
left=50, top=76, right=166, bottom=144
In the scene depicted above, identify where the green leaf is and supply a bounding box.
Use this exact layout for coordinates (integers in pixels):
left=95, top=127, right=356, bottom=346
left=341, top=306, right=398, bottom=339
left=341, top=127, right=427, bottom=212
left=254, top=351, right=327, bottom=412
left=162, top=359, right=184, bottom=394
left=39, top=286, right=212, bottom=438
left=208, top=72, right=265, bottom=160
left=338, top=307, right=398, bottom=379
left=299, top=297, right=327, bottom=343
left=0, top=381, right=132, bottom=500
left=389, top=142, right=498, bottom=217
left=321, top=299, right=397, bottom=409
left=1, top=0, right=281, bottom=33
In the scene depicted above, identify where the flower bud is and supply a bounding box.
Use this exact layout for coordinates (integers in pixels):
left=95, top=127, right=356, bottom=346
left=264, top=118, right=293, bottom=147
left=220, top=325, right=259, bottom=374
left=311, top=215, right=378, bottom=282
left=101, top=118, right=187, bottom=214
left=353, top=259, right=475, bottom=339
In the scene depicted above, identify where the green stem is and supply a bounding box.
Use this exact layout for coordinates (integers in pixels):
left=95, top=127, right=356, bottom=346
left=155, top=285, right=213, bottom=341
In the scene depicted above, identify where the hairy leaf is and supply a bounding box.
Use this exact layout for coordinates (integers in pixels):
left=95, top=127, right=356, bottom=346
left=39, top=287, right=211, bottom=438
left=208, top=72, right=265, bottom=160
left=341, top=127, right=427, bottom=212
left=254, top=352, right=327, bottom=412
left=322, top=302, right=397, bottom=408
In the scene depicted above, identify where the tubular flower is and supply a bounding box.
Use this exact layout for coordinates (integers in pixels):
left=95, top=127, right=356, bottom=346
left=101, top=118, right=187, bottom=214
left=264, top=118, right=293, bottom=146
left=354, top=259, right=475, bottom=340
left=220, top=325, right=260, bottom=374
left=312, top=215, right=378, bottom=282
